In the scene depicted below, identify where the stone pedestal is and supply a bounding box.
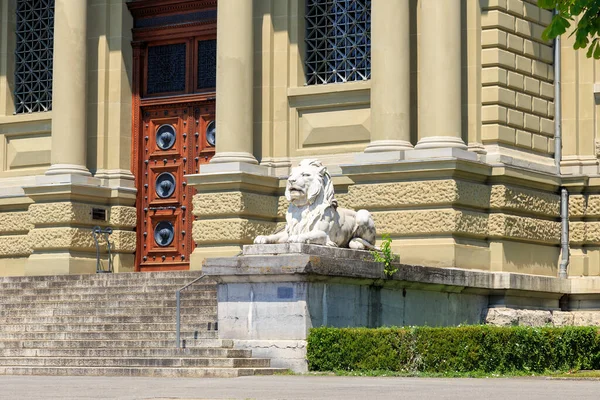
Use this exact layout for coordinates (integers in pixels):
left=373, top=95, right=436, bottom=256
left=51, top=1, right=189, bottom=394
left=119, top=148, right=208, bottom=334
left=203, top=244, right=571, bottom=372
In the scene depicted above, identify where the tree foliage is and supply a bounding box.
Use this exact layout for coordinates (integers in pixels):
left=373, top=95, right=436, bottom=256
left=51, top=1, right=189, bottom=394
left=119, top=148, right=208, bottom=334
left=539, top=0, right=600, bottom=59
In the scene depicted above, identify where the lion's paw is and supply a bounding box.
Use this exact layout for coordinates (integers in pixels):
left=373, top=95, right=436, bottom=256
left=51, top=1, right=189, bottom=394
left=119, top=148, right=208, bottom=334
left=254, top=235, right=269, bottom=244
left=287, top=235, right=307, bottom=244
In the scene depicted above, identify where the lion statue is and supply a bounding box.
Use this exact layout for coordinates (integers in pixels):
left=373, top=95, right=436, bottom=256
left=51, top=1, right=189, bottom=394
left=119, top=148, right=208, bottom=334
left=254, top=159, right=377, bottom=250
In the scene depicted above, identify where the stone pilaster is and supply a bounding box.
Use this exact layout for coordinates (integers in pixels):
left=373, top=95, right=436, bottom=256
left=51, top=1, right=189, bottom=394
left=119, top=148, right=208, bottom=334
left=416, top=0, right=466, bottom=150
left=45, top=0, right=90, bottom=176
left=23, top=175, right=136, bottom=276
left=364, top=0, right=412, bottom=153
left=210, top=0, right=258, bottom=165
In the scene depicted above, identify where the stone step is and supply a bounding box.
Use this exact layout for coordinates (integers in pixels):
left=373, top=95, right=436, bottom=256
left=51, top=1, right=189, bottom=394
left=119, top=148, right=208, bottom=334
left=0, top=366, right=286, bottom=378
left=0, top=272, right=277, bottom=378
left=0, top=323, right=216, bottom=333
left=0, top=271, right=203, bottom=283
left=0, top=299, right=216, bottom=309
left=0, top=284, right=216, bottom=296
left=0, top=306, right=216, bottom=317
left=0, top=315, right=217, bottom=325
left=0, top=279, right=215, bottom=289
left=0, top=290, right=216, bottom=303
left=0, top=357, right=270, bottom=368
left=0, top=339, right=233, bottom=349
left=0, top=331, right=219, bottom=341
left=0, top=347, right=251, bottom=358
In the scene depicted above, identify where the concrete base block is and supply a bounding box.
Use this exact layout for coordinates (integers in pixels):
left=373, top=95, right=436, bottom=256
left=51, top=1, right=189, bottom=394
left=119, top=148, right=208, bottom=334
left=112, top=254, right=134, bottom=273
left=484, top=308, right=552, bottom=327
left=354, top=150, right=405, bottom=163
left=490, top=240, right=559, bottom=277
left=484, top=308, right=600, bottom=327
left=190, top=245, right=243, bottom=271
left=571, top=312, right=600, bottom=326
left=483, top=308, right=519, bottom=327
left=25, top=252, right=96, bottom=276
left=406, top=146, right=476, bottom=160
left=233, top=340, right=308, bottom=373
left=552, top=311, right=575, bottom=327
left=0, top=258, right=27, bottom=277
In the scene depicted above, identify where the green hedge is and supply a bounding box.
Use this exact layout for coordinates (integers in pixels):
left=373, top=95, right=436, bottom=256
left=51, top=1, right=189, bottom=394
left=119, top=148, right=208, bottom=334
left=307, top=326, right=600, bottom=373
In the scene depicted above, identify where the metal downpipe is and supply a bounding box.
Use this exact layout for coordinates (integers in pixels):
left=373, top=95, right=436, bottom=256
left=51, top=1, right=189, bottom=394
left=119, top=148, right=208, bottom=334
left=559, top=187, right=569, bottom=279
left=554, top=21, right=569, bottom=279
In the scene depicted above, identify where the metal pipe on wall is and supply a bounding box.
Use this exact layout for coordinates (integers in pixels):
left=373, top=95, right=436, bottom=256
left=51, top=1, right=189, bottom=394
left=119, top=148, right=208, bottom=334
left=559, top=187, right=569, bottom=278
left=553, top=17, right=569, bottom=279
left=554, top=24, right=562, bottom=170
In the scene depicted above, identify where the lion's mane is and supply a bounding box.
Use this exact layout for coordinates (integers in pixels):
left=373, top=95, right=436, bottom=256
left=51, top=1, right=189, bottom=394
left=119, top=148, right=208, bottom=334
left=284, top=159, right=337, bottom=236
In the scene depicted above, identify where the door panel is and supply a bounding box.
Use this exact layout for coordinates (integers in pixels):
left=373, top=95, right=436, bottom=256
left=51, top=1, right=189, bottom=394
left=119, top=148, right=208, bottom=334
left=137, top=103, right=214, bottom=271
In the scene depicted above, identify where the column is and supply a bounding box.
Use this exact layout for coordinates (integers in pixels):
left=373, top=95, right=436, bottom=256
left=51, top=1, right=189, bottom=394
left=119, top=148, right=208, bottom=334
left=46, top=0, right=90, bottom=176
left=210, top=0, right=258, bottom=164
left=364, top=0, right=412, bottom=153
left=416, top=0, right=466, bottom=149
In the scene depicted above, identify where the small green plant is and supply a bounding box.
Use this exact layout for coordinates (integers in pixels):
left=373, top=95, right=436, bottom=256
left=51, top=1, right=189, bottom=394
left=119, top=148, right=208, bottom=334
left=371, top=234, right=399, bottom=277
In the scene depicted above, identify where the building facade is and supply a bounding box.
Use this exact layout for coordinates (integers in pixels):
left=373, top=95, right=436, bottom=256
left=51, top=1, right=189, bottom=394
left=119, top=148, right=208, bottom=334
left=0, top=0, right=598, bottom=279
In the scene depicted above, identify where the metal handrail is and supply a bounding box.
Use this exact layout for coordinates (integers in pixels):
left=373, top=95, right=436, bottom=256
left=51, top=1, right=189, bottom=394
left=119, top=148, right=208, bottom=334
left=175, top=274, right=208, bottom=349
left=92, top=226, right=113, bottom=273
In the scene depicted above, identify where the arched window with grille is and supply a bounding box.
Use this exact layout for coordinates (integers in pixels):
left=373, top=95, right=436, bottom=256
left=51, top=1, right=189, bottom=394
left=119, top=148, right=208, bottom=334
left=305, top=0, right=371, bottom=85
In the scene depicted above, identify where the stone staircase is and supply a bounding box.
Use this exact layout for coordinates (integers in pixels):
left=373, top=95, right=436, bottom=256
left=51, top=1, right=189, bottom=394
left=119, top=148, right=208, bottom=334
left=0, top=271, right=283, bottom=377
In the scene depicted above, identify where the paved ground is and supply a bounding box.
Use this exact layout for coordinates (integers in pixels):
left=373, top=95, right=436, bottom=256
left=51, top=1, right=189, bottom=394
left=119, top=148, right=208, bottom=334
left=1, top=375, right=599, bottom=400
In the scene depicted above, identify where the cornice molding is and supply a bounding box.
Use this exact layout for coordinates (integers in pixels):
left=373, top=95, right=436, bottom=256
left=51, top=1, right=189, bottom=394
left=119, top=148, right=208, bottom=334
left=127, top=0, right=217, bottom=19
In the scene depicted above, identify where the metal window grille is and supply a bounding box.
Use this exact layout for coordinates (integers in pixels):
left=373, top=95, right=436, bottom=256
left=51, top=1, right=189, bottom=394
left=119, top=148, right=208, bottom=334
left=147, top=43, right=187, bottom=95
left=14, top=0, right=54, bottom=114
left=197, top=39, right=216, bottom=90
left=305, top=0, right=371, bottom=85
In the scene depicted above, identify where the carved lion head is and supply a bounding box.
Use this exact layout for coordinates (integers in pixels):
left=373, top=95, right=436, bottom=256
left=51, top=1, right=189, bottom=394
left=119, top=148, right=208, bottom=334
left=285, top=159, right=336, bottom=207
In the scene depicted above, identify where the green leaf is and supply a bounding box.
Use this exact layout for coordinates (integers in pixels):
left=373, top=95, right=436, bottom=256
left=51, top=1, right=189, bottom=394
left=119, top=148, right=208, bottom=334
left=543, top=15, right=571, bottom=41
left=593, top=41, right=600, bottom=59
left=586, top=38, right=598, bottom=57
left=537, top=0, right=556, bottom=10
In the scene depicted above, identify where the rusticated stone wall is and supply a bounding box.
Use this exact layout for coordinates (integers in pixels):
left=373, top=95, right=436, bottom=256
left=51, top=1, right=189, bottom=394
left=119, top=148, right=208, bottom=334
left=0, top=202, right=136, bottom=276
left=191, top=161, right=563, bottom=276
left=568, top=191, right=600, bottom=276
left=28, top=203, right=137, bottom=230
left=0, top=210, right=32, bottom=258
left=192, top=192, right=279, bottom=246
left=485, top=308, right=600, bottom=327
left=24, top=202, right=137, bottom=275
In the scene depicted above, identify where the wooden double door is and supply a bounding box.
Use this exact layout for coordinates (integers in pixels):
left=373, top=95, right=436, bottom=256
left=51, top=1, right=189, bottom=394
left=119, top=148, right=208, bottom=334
left=136, top=103, right=215, bottom=271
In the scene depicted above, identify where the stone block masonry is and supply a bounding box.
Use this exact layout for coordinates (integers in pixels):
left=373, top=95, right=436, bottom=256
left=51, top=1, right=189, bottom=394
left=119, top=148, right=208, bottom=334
left=481, top=0, right=555, bottom=155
